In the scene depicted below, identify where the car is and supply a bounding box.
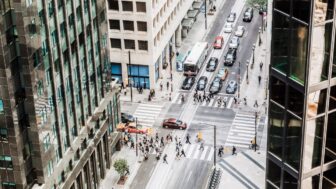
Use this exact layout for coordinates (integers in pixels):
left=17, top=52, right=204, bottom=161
left=226, top=80, right=238, bottom=94
left=209, top=77, right=223, bottom=94
left=121, top=112, right=135, bottom=123
left=181, top=76, right=196, bottom=90
left=217, top=68, right=229, bottom=81
left=213, top=36, right=224, bottom=49
left=162, top=118, right=187, bottom=130
left=227, top=13, right=236, bottom=22
left=224, top=48, right=237, bottom=66
left=206, top=57, right=218, bottom=72
left=243, top=7, right=253, bottom=22
left=196, top=76, right=208, bottom=91
left=117, top=122, right=148, bottom=134
left=229, top=36, right=240, bottom=49
left=235, top=26, right=245, bottom=37
left=224, top=22, right=233, bottom=33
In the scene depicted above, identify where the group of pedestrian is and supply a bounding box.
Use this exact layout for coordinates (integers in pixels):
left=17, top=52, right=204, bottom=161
left=193, top=90, right=213, bottom=104
left=136, top=86, right=144, bottom=94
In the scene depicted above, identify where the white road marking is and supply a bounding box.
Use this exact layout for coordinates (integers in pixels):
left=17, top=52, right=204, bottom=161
left=200, top=146, right=209, bottom=160
left=207, top=148, right=214, bottom=161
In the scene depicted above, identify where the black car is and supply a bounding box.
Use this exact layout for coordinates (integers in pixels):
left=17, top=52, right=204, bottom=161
left=224, top=48, right=237, bottom=66
left=243, top=8, right=253, bottom=22
left=181, top=77, right=196, bottom=90
left=209, top=77, right=222, bottom=94
left=226, top=80, right=238, bottom=94
left=196, top=76, right=208, bottom=91
left=121, top=112, right=135, bottom=123
left=227, top=13, right=236, bottom=22
left=206, top=57, right=218, bottom=72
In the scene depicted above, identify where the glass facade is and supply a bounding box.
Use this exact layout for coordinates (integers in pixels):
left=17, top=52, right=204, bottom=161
left=268, top=0, right=336, bottom=188
left=127, top=65, right=150, bottom=89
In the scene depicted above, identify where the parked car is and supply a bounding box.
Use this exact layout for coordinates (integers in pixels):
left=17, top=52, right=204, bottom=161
left=181, top=76, right=196, bottom=90
left=162, top=118, right=187, bottom=130
left=209, top=77, right=223, bottom=94
left=243, top=7, right=253, bottom=22
left=224, top=48, right=237, bottom=66
left=121, top=112, right=135, bottom=123
left=213, top=36, right=224, bottom=49
left=206, top=57, right=218, bottom=72
left=227, top=13, right=236, bottom=22
left=196, top=76, right=208, bottom=91
left=226, top=80, right=238, bottom=94
left=229, top=36, right=240, bottom=49
left=235, top=26, right=245, bottom=37
left=217, top=68, right=229, bottom=81
left=224, top=22, right=233, bottom=33
left=117, top=122, right=148, bottom=134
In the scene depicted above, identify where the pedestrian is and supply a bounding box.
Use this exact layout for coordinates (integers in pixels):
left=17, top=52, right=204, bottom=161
left=223, top=101, right=226, bottom=108
left=207, top=96, right=211, bottom=103
left=125, top=167, right=130, bottom=175
left=163, top=154, right=168, bottom=164
left=160, top=82, right=163, bottom=91
left=186, top=134, right=191, bottom=144
left=199, top=142, right=204, bottom=150
left=203, top=94, right=206, bottom=101
left=254, top=100, right=259, bottom=108
left=176, top=144, right=180, bottom=152
left=169, top=134, right=173, bottom=142
left=259, top=62, right=263, bottom=71
left=181, top=148, right=186, bottom=157
left=166, top=81, right=169, bottom=90
left=130, top=141, right=135, bottom=149
left=232, top=146, right=237, bottom=155
left=161, top=136, right=164, bottom=144
left=175, top=136, right=178, bottom=143
left=176, top=151, right=180, bottom=160
left=178, top=138, right=182, bottom=147
left=234, top=97, right=237, bottom=104
left=203, top=90, right=205, bottom=96
left=243, top=97, right=247, bottom=105
left=145, top=145, right=149, bottom=153
left=258, top=75, right=262, bottom=85
left=218, top=145, right=224, bottom=157
left=198, top=94, right=202, bottom=102
left=156, top=133, right=159, bottom=142
left=166, top=134, right=170, bottom=143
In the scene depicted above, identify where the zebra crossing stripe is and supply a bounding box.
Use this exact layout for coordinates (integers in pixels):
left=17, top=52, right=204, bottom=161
left=227, top=97, right=233, bottom=108
left=186, top=144, right=196, bottom=158
left=235, top=114, right=255, bottom=119
left=227, top=135, right=252, bottom=141
left=233, top=122, right=255, bottom=128
left=230, top=129, right=255, bottom=134
left=226, top=138, right=251, bottom=143
left=234, top=119, right=255, bottom=125
left=172, top=94, right=179, bottom=103
left=201, top=100, right=207, bottom=106
left=200, top=146, right=209, bottom=160
left=209, top=98, right=215, bottom=106
left=192, top=147, right=202, bottom=159
left=234, top=126, right=255, bottom=131
left=230, top=133, right=255, bottom=137
left=207, top=148, right=214, bottom=161
left=225, top=143, right=249, bottom=148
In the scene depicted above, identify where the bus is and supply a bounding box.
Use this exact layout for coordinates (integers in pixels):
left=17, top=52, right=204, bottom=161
left=183, top=42, right=208, bottom=76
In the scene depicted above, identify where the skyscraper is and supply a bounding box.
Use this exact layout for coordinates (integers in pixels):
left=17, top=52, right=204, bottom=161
left=267, top=0, right=336, bottom=188
left=0, top=0, right=121, bottom=188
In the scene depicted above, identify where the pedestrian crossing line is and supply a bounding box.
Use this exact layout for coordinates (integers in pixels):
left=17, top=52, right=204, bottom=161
left=209, top=98, right=215, bottom=106
left=201, top=100, right=207, bottom=106
left=227, top=135, right=253, bottom=141
left=233, top=116, right=256, bottom=121
left=230, top=133, right=255, bottom=137
left=172, top=94, right=179, bottom=103
left=200, top=146, right=209, bottom=160
left=226, top=138, right=251, bottom=144
left=235, top=114, right=255, bottom=119
left=138, top=104, right=163, bottom=109
left=227, top=98, right=233, bottom=108
left=186, top=144, right=196, bottom=157
left=192, top=147, right=202, bottom=159
left=233, top=119, right=255, bottom=124
left=133, top=113, right=156, bottom=118
left=233, top=122, right=255, bottom=128
left=207, top=148, right=214, bottom=161
left=233, top=126, right=256, bottom=131
left=230, top=129, right=255, bottom=134
left=225, top=143, right=249, bottom=148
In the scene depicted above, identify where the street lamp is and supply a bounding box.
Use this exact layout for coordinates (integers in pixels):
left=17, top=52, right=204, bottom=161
left=237, top=61, right=241, bottom=98
left=204, top=0, right=207, bottom=29
left=246, top=60, right=249, bottom=84
left=200, top=123, right=216, bottom=168
left=128, top=51, right=133, bottom=102
left=135, top=117, right=138, bottom=156
left=251, top=43, right=256, bottom=69
left=254, top=112, right=258, bottom=152
left=258, top=27, right=262, bottom=46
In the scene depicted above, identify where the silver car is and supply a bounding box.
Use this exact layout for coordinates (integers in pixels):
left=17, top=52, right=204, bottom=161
left=235, top=26, right=245, bottom=37
left=229, top=36, right=240, bottom=49
left=224, top=23, right=233, bottom=33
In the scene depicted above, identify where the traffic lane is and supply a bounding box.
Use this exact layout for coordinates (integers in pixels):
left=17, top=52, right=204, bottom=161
left=165, top=159, right=212, bottom=189
left=130, top=157, right=159, bottom=189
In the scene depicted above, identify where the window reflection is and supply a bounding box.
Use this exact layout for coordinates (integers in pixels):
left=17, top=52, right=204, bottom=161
left=288, top=86, right=304, bottom=117
left=322, top=168, right=336, bottom=188
left=303, top=117, right=324, bottom=173
left=307, top=89, right=327, bottom=118
left=290, top=20, right=308, bottom=85
left=285, top=113, right=302, bottom=170
left=270, top=76, right=286, bottom=106
left=324, top=112, right=336, bottom=164
left=274, top=0, right=290, bottom=15
left=293, top=0, right=311, bottom=23
left=309, top=23, right=332, bottom=84
left=269, top=102, right=285, bottom=158
left=267, top=160, right=282, bottom=187
left=329, top=85, right=336, bottom=111
left=283, top=171, right=298, bottom=189
left=302, top=174, right=320, bottom=189
left=272, top=11, right=290, bottom=74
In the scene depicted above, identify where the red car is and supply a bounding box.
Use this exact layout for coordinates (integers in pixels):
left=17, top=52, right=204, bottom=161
left=162, top=118, right=187, bottom=130
left=213, top=36, right=224, bottom=49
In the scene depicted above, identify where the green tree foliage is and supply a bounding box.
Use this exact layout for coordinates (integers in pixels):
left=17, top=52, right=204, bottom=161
left=113, top=159, right=129, bottom=177
left=247, top=0, right=267, bottom=8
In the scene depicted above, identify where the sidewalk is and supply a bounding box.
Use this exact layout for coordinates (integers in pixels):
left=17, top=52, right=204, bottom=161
left=120, top=0, right=226, bottom=105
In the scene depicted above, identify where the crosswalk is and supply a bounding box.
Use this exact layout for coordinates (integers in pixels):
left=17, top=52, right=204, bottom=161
left=172, top=93, right=235, bottom=109
left=133, top=104, right=163, bottom=128
left=225, top=113, right=256, bottom=149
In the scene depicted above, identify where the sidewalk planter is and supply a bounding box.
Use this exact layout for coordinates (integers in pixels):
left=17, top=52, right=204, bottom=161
left=113, top=159, right=129, bottom=185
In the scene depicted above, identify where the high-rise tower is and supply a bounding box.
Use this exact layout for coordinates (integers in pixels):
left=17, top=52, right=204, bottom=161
left=267, top=0, right=336, bottom=188
left=0, top=0, right=121, bottom=188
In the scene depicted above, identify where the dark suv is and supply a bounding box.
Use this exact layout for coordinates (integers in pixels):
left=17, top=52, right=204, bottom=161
left=243, top=8, right=253, bottom=22
left=224, top=48, right=237, bottom=66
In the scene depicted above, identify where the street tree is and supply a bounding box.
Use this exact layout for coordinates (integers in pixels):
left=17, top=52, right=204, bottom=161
left=247, top=0, right=267, bottom=8
left=113, top=159, right=129, bottom=180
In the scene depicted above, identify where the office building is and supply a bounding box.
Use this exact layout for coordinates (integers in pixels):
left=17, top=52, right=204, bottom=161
left=0, top=0, right=121, bottom=188
left=107, top=0, right=203, bottom=88
left=267, top=0, right=336, bottom=188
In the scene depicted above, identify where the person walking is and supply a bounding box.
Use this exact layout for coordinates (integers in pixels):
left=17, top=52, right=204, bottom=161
left=254, top=100, right=259, bottom=108
left=178, top=138, right=182, bottom=147
left=243, top=97, right=247, bottom=105
left=160, top=82, right=163, bottom=91
left=258, top=75, right=262, bottom=85
left=259, top=62, right=263, bottom=71
left=130, top=141, right=135, bottom=149
left=218, top=145, right=224, bottom=157
left=232, top=146, right=237, bottom=155
left=176, top=151, right=180, bottom=160
left=181, top=148, right=186, bottom=157
left=234, top=97, right=237, bottom=104
left=163, top=154, right=168, bottom=164
left=166, top=81, right=169, bottom=90
left=176, top=143, right=180, bottom=152
left=199, top=142, right=204, bottom=150
left=186, top=134, right=191, bottom=144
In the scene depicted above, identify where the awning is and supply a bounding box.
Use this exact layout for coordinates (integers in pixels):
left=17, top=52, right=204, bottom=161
left=192, top=1, right=203, bottom=9
left=187, top=10, right=199, bottom=19
left=182, top=18, right=194, bottom=29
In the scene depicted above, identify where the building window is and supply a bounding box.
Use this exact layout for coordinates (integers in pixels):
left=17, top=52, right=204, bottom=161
left=138, top=40, right=148, bottom=51
left=0, top=156, right=13, bottom=169
left=110, top=38, right=121, bottom=49
left=124, top=39, right=135, bottom=50
left=122, top=1, right=133, bottom=12
left=108, top=0, right=119, bottom=10
left=266, top=160, right=281, bottom=187
left=0, top=99, right=3, bottom=114
left=136, top=2, right=146, bottom=12
left=137, top=21, right=147, bottom=32
left=269, top=101, right=285, bottom=159
left=43, top=134, right=51, bottom=152
left=0, top=128, right=8, bottom=141
left=123, top=20, right=134, bottom=31
left=47, top=160, right=53, bottom=176
left=1, top=182, right=16, bottom=189
left=109, top=19, right=120, bottom=30
left=128, top=65, right=150, bottom=89
left=111, top=63, right=122, bottom=83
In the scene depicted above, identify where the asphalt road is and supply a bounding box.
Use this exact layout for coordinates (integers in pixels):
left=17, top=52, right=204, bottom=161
left=130, top=0, right=262, bottom=188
